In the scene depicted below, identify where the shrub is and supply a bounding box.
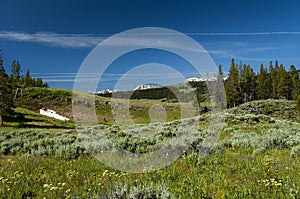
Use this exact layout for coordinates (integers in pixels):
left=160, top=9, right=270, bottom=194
left=290, top=145, right=300, bottom=157
left=108, top=181, right=173, bottom=199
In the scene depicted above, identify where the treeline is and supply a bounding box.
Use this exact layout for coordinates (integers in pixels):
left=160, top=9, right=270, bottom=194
left=0, top=50, right=48, bottom=124
left=99, top=82, right=208, bottom=103
left=225, top=58, right=300, bottom=108
left=9, top=59, right=48, bottom=88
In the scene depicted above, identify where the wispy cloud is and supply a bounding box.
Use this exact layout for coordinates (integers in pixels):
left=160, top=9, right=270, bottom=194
left=0, top=31, right=209, bottom=53
left=1, top=31, right=299, bottom=49
left=185, top=32, right=300, bottom=36
left=233, top=56, right=270, bottom=62
left=208, top=46, right=277, bottom=58
left=0, top=31, right=105, bottom=48
left=33, top=72, right=198, bottom=84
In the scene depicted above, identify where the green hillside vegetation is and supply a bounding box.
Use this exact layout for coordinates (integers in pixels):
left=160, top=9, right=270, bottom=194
left=14, top=87, right=73, bottom=120
left=1, top=107, right=74, bottom=129
left=1, top=100, right=300, bottom=198
left=227, top=99, right=299, bottom=122
left=0, top=52, right=48, bottom=125
left=99, top=81, right=208, bottom=103
left=14, top=87, right=202, bottom=124
left=225, top=58, right=300, bottom=108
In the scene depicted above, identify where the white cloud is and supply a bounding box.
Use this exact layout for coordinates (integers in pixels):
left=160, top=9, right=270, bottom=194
left=185, top=32, right=300, bottom=36
left=233, top=56, right=270, bottom=62
left=1, top=30, right=298, bottom=49
left=33, top=72, right=196, bottom=84
left=0, top=31, right=209, bottom=53
left=0, top=31, right=105, bottom=48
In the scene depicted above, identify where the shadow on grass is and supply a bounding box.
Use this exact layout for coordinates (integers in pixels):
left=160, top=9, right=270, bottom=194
left=2, top=112, right=74, bottom=129
left=4, top=113, right=44, bottom=123
left=16, top=123, right=73, bottom=129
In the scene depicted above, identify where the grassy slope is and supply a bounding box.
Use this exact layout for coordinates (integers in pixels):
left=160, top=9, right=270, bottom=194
left=14, top=87, right=73, bottom=120
left=15, top=87, right=192, bottom=124
left=1, top=149, right=300, bottom=198
left=227, top=99, right=299, bottom=122
left=1, top=88, right=300, bottom=198
left=2, top=107, right=74, bottom=129
left=15, top=87, right=299, bottom=124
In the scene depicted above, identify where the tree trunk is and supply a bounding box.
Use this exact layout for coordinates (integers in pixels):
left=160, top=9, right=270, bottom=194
left=0, top=115, right=3, bottom=126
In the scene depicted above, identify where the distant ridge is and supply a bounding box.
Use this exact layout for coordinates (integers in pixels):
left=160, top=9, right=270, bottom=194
left=134, top=83, right=160, bottom=91
left=92, top=76, right=228, bottom=94
left=184, top=76, right=228, bottom=82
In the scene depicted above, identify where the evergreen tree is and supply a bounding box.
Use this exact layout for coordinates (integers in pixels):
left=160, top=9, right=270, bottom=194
left=43, top=82, right=48, bottom=88
left=25, top=69, right=34, bottom=87
left=10, top=59, right=21, bottom=79
left=256, top=64, right=269, bottom=99
left=273, top=60, right=280, bottom=98
left=0, top=51, right=13, bottom=125
left=240, top=64, right=256, bottom=102
left=9, top=59, right=22, bottom=89
left=289, top=65, right=300, bottom=100
left=0, top=50, right=4, bottom=75
left=35, top=78, right=44, bottom=87
left=211, top=64, right=226, bottom=110
left=269, top=61, right=276, bottom=98
left=218, top=64, right=223, bottom=77
left=238, top=61, right=243, bottom=76
left=225, top=58, right=242, bottom=107
left=296, top=95, right=300, bottom=117
left=277, top=64, right=290, bottom=99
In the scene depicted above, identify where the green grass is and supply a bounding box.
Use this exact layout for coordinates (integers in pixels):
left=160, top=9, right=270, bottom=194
left=227, top=99, right=300, bottom=122
left=14, top=87, right=203, bottom=124
left=2, top=107, right=74, bottom=129
left=1, top=98, right=300, bottom=198
left=0, top=149, right=300, bottom=198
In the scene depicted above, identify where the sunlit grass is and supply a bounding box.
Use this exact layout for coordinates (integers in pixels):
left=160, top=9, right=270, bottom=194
left=0, top=149, right=299, bottom=198
left=0, top=99, right=299, bottom=198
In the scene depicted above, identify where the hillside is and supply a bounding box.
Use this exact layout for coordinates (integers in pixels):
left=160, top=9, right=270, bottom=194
left=1, top=91, right=300, bottom=198
left=97, top=81, right=208, bottom=102
left=227, top=99, right=299, bottom=122
left=14, top=87, right=205, bottom=124
left=14, top=87, right=73, bottom=119
left=1, top=107, right=74, bottom=129
left=12, top=87, right=300, bottom=125
left=2, top=98, right=300, bottom=158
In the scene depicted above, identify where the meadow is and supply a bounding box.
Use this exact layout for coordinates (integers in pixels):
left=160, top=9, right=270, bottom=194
left=0, top=99, right=300, bottom=198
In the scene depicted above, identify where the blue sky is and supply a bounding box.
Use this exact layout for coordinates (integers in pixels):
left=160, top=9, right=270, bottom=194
left=0, top=0, right=300, bottom=90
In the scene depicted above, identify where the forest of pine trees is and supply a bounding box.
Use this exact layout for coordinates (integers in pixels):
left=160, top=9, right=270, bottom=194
left=0, top=50, right=48, bottom=125
left=225, top=58, right=300, bottom=108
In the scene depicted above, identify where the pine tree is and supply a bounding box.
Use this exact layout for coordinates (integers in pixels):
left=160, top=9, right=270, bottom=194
left=10, top=59, right=21, bottom=79
left=213, top=64, right=226, bottom=110
left=25, top=69, right=34, bottom=87
left=0, top=51, right=13, bottom=125
left=240, top=64, right=256, bottom=102
left=35, top=78, right=44, bottom=87
left=225, top=58, right=242, bottom=107
left=257, top=64, right=269, bottom=99
left=0, top=51, right=4, bottom=75
left=218, top=64, right=223, bottom=77
left=290, top=65, right=300, bottom=100
left=277, top=64, right=290, bottom=99
left=296, top=95, right=300, bottom=117
left=238, top=61, right=243, bottom=76
left=269, top=61, right=276, bottom=98
left=10, top=59, right=22, bottom=90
